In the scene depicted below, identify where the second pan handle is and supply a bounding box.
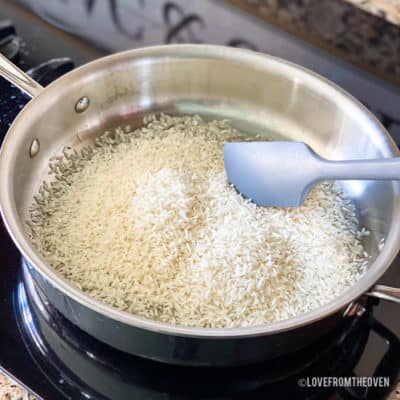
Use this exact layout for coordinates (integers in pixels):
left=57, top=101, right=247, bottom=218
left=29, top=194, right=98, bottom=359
left=366, top=285, right=400, bottom=304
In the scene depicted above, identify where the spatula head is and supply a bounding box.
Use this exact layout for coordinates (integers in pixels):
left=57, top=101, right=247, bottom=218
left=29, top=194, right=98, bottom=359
left=223, top=141, right=320, bottom=207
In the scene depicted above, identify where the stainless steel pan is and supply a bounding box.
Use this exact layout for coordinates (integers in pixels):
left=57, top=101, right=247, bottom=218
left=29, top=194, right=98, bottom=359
left=1, top=45, right=400, bottom=366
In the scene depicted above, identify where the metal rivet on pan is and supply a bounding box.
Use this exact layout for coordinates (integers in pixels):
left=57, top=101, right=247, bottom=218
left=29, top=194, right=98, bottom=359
left=29, top=138, right=40, bottom=158
left=75, top=96, right=90, bottom=113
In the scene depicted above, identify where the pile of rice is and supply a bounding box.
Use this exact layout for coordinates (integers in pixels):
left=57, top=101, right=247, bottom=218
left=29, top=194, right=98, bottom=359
left=28, top=114, right=369, bottom=328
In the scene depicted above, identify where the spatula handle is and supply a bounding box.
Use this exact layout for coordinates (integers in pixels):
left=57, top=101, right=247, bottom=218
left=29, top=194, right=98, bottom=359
left=322, top=158, right=400, bottom=180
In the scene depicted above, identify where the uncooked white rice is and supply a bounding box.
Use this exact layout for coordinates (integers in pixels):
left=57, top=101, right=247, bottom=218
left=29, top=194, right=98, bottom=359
left=28, top=114, right=368, bottom=328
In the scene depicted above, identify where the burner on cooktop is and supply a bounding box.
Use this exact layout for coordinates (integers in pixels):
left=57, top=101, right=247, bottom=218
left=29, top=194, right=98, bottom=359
left=14, top=263, right=400, bottom=400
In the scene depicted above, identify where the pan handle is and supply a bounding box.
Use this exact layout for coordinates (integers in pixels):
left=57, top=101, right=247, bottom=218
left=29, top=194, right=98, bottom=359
left=366, top=285, right=400, bottom=304
left=0, top=53, right=43, bottom=98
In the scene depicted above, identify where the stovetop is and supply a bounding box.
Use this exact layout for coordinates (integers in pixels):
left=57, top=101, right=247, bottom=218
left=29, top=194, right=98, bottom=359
left=13, top=263, right=400, bottom=400
left=1, top=1, right=400, bottom=399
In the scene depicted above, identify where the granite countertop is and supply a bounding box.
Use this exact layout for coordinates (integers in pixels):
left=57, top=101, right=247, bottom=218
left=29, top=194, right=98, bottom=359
left=229, top=0, right=400, bottom=86
left=345, top=0, right=400, bottom=25
left=0, top=368, right=38, bottom=400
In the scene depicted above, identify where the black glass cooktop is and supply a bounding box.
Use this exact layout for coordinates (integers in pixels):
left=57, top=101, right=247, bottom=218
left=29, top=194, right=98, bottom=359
left=1, top=2, right=400, bottom=399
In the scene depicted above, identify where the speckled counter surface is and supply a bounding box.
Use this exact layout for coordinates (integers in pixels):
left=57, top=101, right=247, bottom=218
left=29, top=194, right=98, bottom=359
left=345, top=0, right=400, bottom=25
left=0, top=368, right=39, bottom=400
left=229, top=0, right=400, bottom=85
left=390, top=385, right=400, bottom=400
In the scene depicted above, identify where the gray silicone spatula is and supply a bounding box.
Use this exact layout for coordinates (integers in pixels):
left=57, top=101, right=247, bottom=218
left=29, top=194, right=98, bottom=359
left=223, top=141, right=400, bottom=207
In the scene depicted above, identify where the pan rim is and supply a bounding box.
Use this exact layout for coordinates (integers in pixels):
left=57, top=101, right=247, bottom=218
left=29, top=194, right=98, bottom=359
left=1, top=44, right=400, bottom=338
